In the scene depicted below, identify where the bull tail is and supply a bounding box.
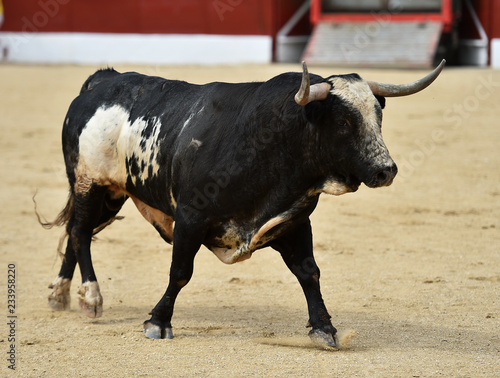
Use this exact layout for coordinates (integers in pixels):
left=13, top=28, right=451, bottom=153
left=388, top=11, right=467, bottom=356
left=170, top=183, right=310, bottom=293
left=33, top=190, right=74, bottom=259
left=34, top=189, right=126, bottom=259
left=33, top=191, right=74, bottom=230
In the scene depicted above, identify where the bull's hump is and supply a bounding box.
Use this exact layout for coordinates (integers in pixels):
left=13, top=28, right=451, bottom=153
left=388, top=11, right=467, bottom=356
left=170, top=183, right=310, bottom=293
left=77, top=104, right=163, bottom=189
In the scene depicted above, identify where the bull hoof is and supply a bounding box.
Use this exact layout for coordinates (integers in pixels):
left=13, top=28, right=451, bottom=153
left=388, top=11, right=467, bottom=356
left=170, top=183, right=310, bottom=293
left=143, top=321, right=174, bottom=339
left=77, top=281, right=103, bottom=318
left=308, top=329, right=339, bottom=348
left=48, top=277, right=72, bottom=311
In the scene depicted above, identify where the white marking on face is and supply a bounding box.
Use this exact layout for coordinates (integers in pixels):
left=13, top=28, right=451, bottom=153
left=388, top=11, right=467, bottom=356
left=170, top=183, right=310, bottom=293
left=77, top=104, right=163, bottom=189
left=328, top=77, right=392, bottom=167
left=329, top=77, right=378, bottom=127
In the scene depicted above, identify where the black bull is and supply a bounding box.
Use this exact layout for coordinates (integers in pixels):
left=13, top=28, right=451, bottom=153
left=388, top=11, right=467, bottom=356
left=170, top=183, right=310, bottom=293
left=41, top=61, right=445, bottom=347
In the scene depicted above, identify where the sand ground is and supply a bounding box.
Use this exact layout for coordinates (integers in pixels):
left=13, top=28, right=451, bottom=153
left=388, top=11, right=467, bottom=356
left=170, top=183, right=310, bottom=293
left=0, top=63, right=499, bottom=377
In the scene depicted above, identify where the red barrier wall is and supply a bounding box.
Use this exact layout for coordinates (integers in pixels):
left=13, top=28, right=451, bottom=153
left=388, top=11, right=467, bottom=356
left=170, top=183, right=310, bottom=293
left=474, top=0, right=500, bottom=39
left=1, top=0, right=309, bottom=36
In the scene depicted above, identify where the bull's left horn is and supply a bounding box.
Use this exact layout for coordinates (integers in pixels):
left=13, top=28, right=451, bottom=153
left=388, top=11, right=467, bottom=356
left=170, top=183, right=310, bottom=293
left=367, top=59, right=446, bottom=97
left=295, top=61, right=331, bottom=106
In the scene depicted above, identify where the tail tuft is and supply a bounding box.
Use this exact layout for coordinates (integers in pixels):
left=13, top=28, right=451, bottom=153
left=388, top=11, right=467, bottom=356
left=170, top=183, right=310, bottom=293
left=33, top=191, right=74, bottom=259
left=33, top=191, right=74, bottom=230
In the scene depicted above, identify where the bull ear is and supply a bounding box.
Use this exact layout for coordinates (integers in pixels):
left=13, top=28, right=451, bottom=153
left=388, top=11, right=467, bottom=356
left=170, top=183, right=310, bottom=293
left=295, top=61, right=331, bottom=106
left=375, top=95, right=386, bottom=109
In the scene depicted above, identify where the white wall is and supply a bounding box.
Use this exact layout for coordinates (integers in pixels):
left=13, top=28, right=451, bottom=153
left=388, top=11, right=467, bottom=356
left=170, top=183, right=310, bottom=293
left=491, top=39, right=500, bottom=68
left=0, top=32, right=273, bottom=65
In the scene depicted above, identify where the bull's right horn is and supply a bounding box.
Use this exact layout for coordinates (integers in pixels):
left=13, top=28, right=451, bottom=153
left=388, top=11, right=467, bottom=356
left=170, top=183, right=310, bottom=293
left=367, top=59, right=446, bottom=97
left=295, top=61, right=331, bottom=106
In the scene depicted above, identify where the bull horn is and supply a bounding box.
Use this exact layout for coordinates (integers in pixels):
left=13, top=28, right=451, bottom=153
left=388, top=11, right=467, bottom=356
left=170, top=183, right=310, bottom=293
left=295, top=61, right=331, bottom=106
left=367, top=59, right=446, bottom=97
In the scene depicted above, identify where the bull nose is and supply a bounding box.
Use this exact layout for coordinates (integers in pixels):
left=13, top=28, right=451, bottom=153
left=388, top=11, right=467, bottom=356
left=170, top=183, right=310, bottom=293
left=374, top=163, right=398, bottom=187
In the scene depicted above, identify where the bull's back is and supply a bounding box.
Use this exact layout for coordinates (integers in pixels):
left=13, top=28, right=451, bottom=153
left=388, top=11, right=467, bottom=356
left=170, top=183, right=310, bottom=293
left=62, top=69, right=276, bottom=216
left=63, top=70, right=177, bottom=192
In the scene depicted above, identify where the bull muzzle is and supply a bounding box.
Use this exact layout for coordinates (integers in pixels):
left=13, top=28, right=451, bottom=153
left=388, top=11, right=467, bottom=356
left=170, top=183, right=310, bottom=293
left=366, top=161, right=398, bottom=188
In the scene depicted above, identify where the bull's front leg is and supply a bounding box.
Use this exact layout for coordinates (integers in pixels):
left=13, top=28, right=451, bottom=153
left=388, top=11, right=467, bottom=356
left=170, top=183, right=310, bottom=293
left=143, top=208, right=204, bottom=339
left=271, top=220, right=338, bottom=347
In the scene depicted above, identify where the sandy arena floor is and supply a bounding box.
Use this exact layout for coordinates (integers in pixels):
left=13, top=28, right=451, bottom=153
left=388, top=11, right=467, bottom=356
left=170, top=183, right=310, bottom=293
left=0, top=63, right=499, bottom=377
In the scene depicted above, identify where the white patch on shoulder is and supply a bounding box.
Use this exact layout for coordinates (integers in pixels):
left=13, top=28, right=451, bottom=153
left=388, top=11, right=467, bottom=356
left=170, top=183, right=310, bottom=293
left=76, top=104, right=163, bottom=189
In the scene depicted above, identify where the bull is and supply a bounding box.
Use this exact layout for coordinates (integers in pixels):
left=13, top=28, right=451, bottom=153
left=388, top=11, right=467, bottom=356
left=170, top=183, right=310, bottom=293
left=42, top=60, right=445, bottom=347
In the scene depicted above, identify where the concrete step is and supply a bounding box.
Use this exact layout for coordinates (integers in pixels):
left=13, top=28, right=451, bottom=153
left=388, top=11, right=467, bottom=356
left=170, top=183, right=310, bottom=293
left=303, top=21, right=442, bottom=68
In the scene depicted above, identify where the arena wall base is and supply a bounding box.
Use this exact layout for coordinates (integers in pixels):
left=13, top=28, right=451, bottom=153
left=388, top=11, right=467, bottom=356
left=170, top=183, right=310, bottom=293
left=491, top=39, right=500, bottom=68
left=0, top=32, right=273, bottom=65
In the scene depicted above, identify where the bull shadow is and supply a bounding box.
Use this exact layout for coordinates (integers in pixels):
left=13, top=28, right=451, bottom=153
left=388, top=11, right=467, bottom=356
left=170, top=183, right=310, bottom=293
left=50, top=298, right=497, bottom=356
left=162, top=303, right=498, bottom=355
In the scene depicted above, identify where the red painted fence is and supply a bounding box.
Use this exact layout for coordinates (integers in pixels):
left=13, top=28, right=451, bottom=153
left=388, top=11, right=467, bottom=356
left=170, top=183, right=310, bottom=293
left=1, top=0, right=309, bottom=36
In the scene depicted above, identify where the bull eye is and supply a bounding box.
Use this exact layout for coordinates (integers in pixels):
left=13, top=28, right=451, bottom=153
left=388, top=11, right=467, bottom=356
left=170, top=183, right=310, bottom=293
left=337, top=121, right=350, bottom=135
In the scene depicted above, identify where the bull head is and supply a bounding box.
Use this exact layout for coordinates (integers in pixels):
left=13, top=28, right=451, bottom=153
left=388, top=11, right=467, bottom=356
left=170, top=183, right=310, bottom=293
left=295, top=59, right=446, bottom=105
left=294, top=60, right=445, bottom=194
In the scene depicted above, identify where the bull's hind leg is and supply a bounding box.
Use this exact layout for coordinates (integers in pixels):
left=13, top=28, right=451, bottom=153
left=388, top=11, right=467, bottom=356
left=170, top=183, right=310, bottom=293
left=48, top=231, right=77, bottom=311
left=50, top=184, right=127, bottom=317
left=48, top=190, right=127, bottom=313
left=271, top=220, right=338, bottom=348
left=71, top=184, right=109, bottom=318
